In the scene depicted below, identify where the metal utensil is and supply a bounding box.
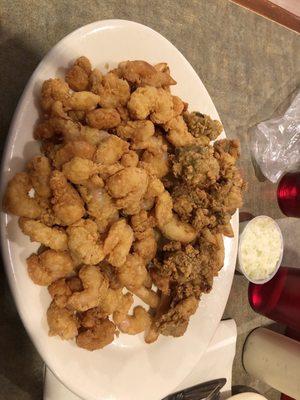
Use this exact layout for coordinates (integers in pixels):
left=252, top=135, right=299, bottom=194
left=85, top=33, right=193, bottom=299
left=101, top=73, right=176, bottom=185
left=162, top=378, right=227, bottom=400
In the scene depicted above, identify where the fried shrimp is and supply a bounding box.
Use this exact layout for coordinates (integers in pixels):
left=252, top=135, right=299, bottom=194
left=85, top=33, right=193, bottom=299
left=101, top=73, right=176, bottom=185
left=76, top=318, right=116, bottom=351
left=106, top=167, right=149, bottom=215
left=103, top=219, right=134, bottom=267
left=47, top=301, right=78, bottom=340
left=27, top=156, right=52, bottom=198
left=67, top=219, right=105, bottom=265
left=50, top=170, right=85, bottom=225
left=68, top=265, right=109, bottom=312
left=62, top=157, right=98, bottom=184
left=26, top=249, right=74, bottom=285
left=19, top=217, right=68, bottom=250
left=114, top=306, right=151, bottom=335
left=78, top=186, right=119, bottom=233
left=3, top=173, right=42, bottom=218
left=117, top=60, right=176, bottom=88
left=155, top=191, right=197, bottom=243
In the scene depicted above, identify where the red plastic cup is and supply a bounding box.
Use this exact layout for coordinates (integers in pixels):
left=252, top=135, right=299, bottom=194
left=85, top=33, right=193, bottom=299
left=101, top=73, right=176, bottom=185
left=277, top=171, right=300, bottom=217
left=248, top=266, right=300, bottom=332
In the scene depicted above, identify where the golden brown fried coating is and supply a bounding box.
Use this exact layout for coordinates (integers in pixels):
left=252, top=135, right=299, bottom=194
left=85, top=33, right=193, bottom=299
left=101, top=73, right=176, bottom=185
left=172, top=145, right=220, bottom=188
left=27, top=249, right=74, bottom=286
left=68, top=265, right=109, bottom=312
left=67, top=219, right=105, bottom=265
left=156, top=296, right=198, bottom=337
left=114, top=306, right=151, bottom=335
left=50, top=170, right=85, bottom=225
left=213, top=139, right=240, bottom=176
left=89, top=68, right=103, bottom=94
left=127, top=86, right=174, bottom=123
left=47, top=301, right=78, bottom=340
left=65, top=91, right=100, bottom=111
left=117, top=60, right=176, bottom=87
left=95, top=72, right=130, bottom=108
left=155, top=191, right=196, bottom=243
left=52, top=140, right=96, bottom=169
left=19, top=217, right=68, bottom=250
left=184, top=112, right=223, bottom=141
left=129, top=286, right=160, bottom=308
left=86, top=108, right=121, bottom=130
left=3, top=173, right=43, bottom=218
left=121, top=150, right=139, bottom=167
left=27, top=156, right=52, bottom=198
left=65, top=56, right=92, bottom=91
left=140, top=147, right=169, bottom=178
left=62, top=157, right=98, bottom=184
left=98, top=289, right=132, bottom=315
left=34, top=117, right=80, bottom=141
left=41, top=79, right=71, bottom=112
left=116, top=120, right=155, bottom=148
left=78, top=186, right=119, bottom=234
left=103, top=219, right=134, bottom=268
left=106, top=166, right=149, bottom=215
left=94, top=135, right=129, bottom=165
left=76, top=318, right=116, bottom=351
left=118, top=253, right=148, bottom=288
left=48, top=277, right=83, bottom=308
left=163, top=116, right=195, bottom=147
left=131, top=210, right=157, bottom=263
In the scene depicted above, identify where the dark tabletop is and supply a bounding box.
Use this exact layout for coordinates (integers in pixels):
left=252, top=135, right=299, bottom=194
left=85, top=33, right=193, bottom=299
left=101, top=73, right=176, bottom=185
left=0, top=1, right=299, bottom=399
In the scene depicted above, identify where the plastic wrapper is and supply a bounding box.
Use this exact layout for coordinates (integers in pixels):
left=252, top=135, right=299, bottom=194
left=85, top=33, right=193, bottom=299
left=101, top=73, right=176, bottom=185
left=250, top=89, right=300, bottom=183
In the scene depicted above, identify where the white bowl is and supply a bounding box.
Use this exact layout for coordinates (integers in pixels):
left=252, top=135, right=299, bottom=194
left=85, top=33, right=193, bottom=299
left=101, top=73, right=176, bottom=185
left=0, top=20, right=239, bottom=400
left=237, top=216, right=283, bottom=284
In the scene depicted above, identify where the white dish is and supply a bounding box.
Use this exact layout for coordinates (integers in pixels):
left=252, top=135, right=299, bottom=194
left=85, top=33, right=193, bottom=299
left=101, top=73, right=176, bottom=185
left=0, top=20, right=238, bottom=400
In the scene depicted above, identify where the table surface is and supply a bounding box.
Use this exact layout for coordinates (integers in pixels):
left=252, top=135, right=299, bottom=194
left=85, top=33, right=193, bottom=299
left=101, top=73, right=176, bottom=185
left=0, top=1, right=299, bottom=399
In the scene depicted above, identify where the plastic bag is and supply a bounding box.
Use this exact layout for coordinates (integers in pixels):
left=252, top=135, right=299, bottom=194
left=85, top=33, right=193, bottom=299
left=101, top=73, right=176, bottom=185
left=249, top=89, right=300, bottom=183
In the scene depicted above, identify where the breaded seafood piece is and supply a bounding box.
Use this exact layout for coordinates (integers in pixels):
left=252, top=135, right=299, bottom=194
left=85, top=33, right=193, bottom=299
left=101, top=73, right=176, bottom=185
left=163, top=116, right=195, bottom=147
left=47, top=301, right=78, bottom=340
left=155, top=191, right=196, bottom=243
left=52, top=140, right=96, bottom=169
left=117, top=60, right=176, bottom=87
left=50, top=170, right=85, bottom=225
left=114, top=306, right=151, bottom=335
left=103, top=219, right=134, bottom=268
left=19, top=217, right=68, bottom=251
left=94, top=135, right=129, bottom=165
left=27, top=156, right=52, bottom=198
left=48, top=277, right=83, bottom=308
left=118, top=253, right=148, bottom=288
left=3, top=172, right=42, bottom=218
left=65, top=56, right=92, bottom=91
left=172, top=145, right=220, bottom=188
left=40, top=78, right=71, bottom=112
left=95, top=72, right=130, bottom=108
left=127, top=86, right=174, bottom=123
left=106, top=166, right=149, bottom=215
left=26, top=249, right=74, bottom=285
left=62, top=157, right=98, bottom=184
left=67, top=219, right=105, bottom=265
left=68, top=265, right=109, bottom=312
left=78, top=186, right=119, bottom=234
left=86, top=108, right=121, bottom=130
left=184, top=111, right=223, bottom=141
left=76, top=318, right=116, bottom=351
left=65, top=91, right=100, bottom=111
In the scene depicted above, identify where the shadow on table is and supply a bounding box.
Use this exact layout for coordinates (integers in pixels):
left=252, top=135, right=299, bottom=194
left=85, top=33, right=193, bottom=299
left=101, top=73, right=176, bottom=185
left=0, top=27, right=41, bottom=157
left=0, top=28, right=43, bottom=399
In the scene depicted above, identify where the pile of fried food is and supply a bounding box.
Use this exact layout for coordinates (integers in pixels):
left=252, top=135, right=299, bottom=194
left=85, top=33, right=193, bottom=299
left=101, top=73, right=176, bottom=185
left=3, top=58, right=245, bottom=351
